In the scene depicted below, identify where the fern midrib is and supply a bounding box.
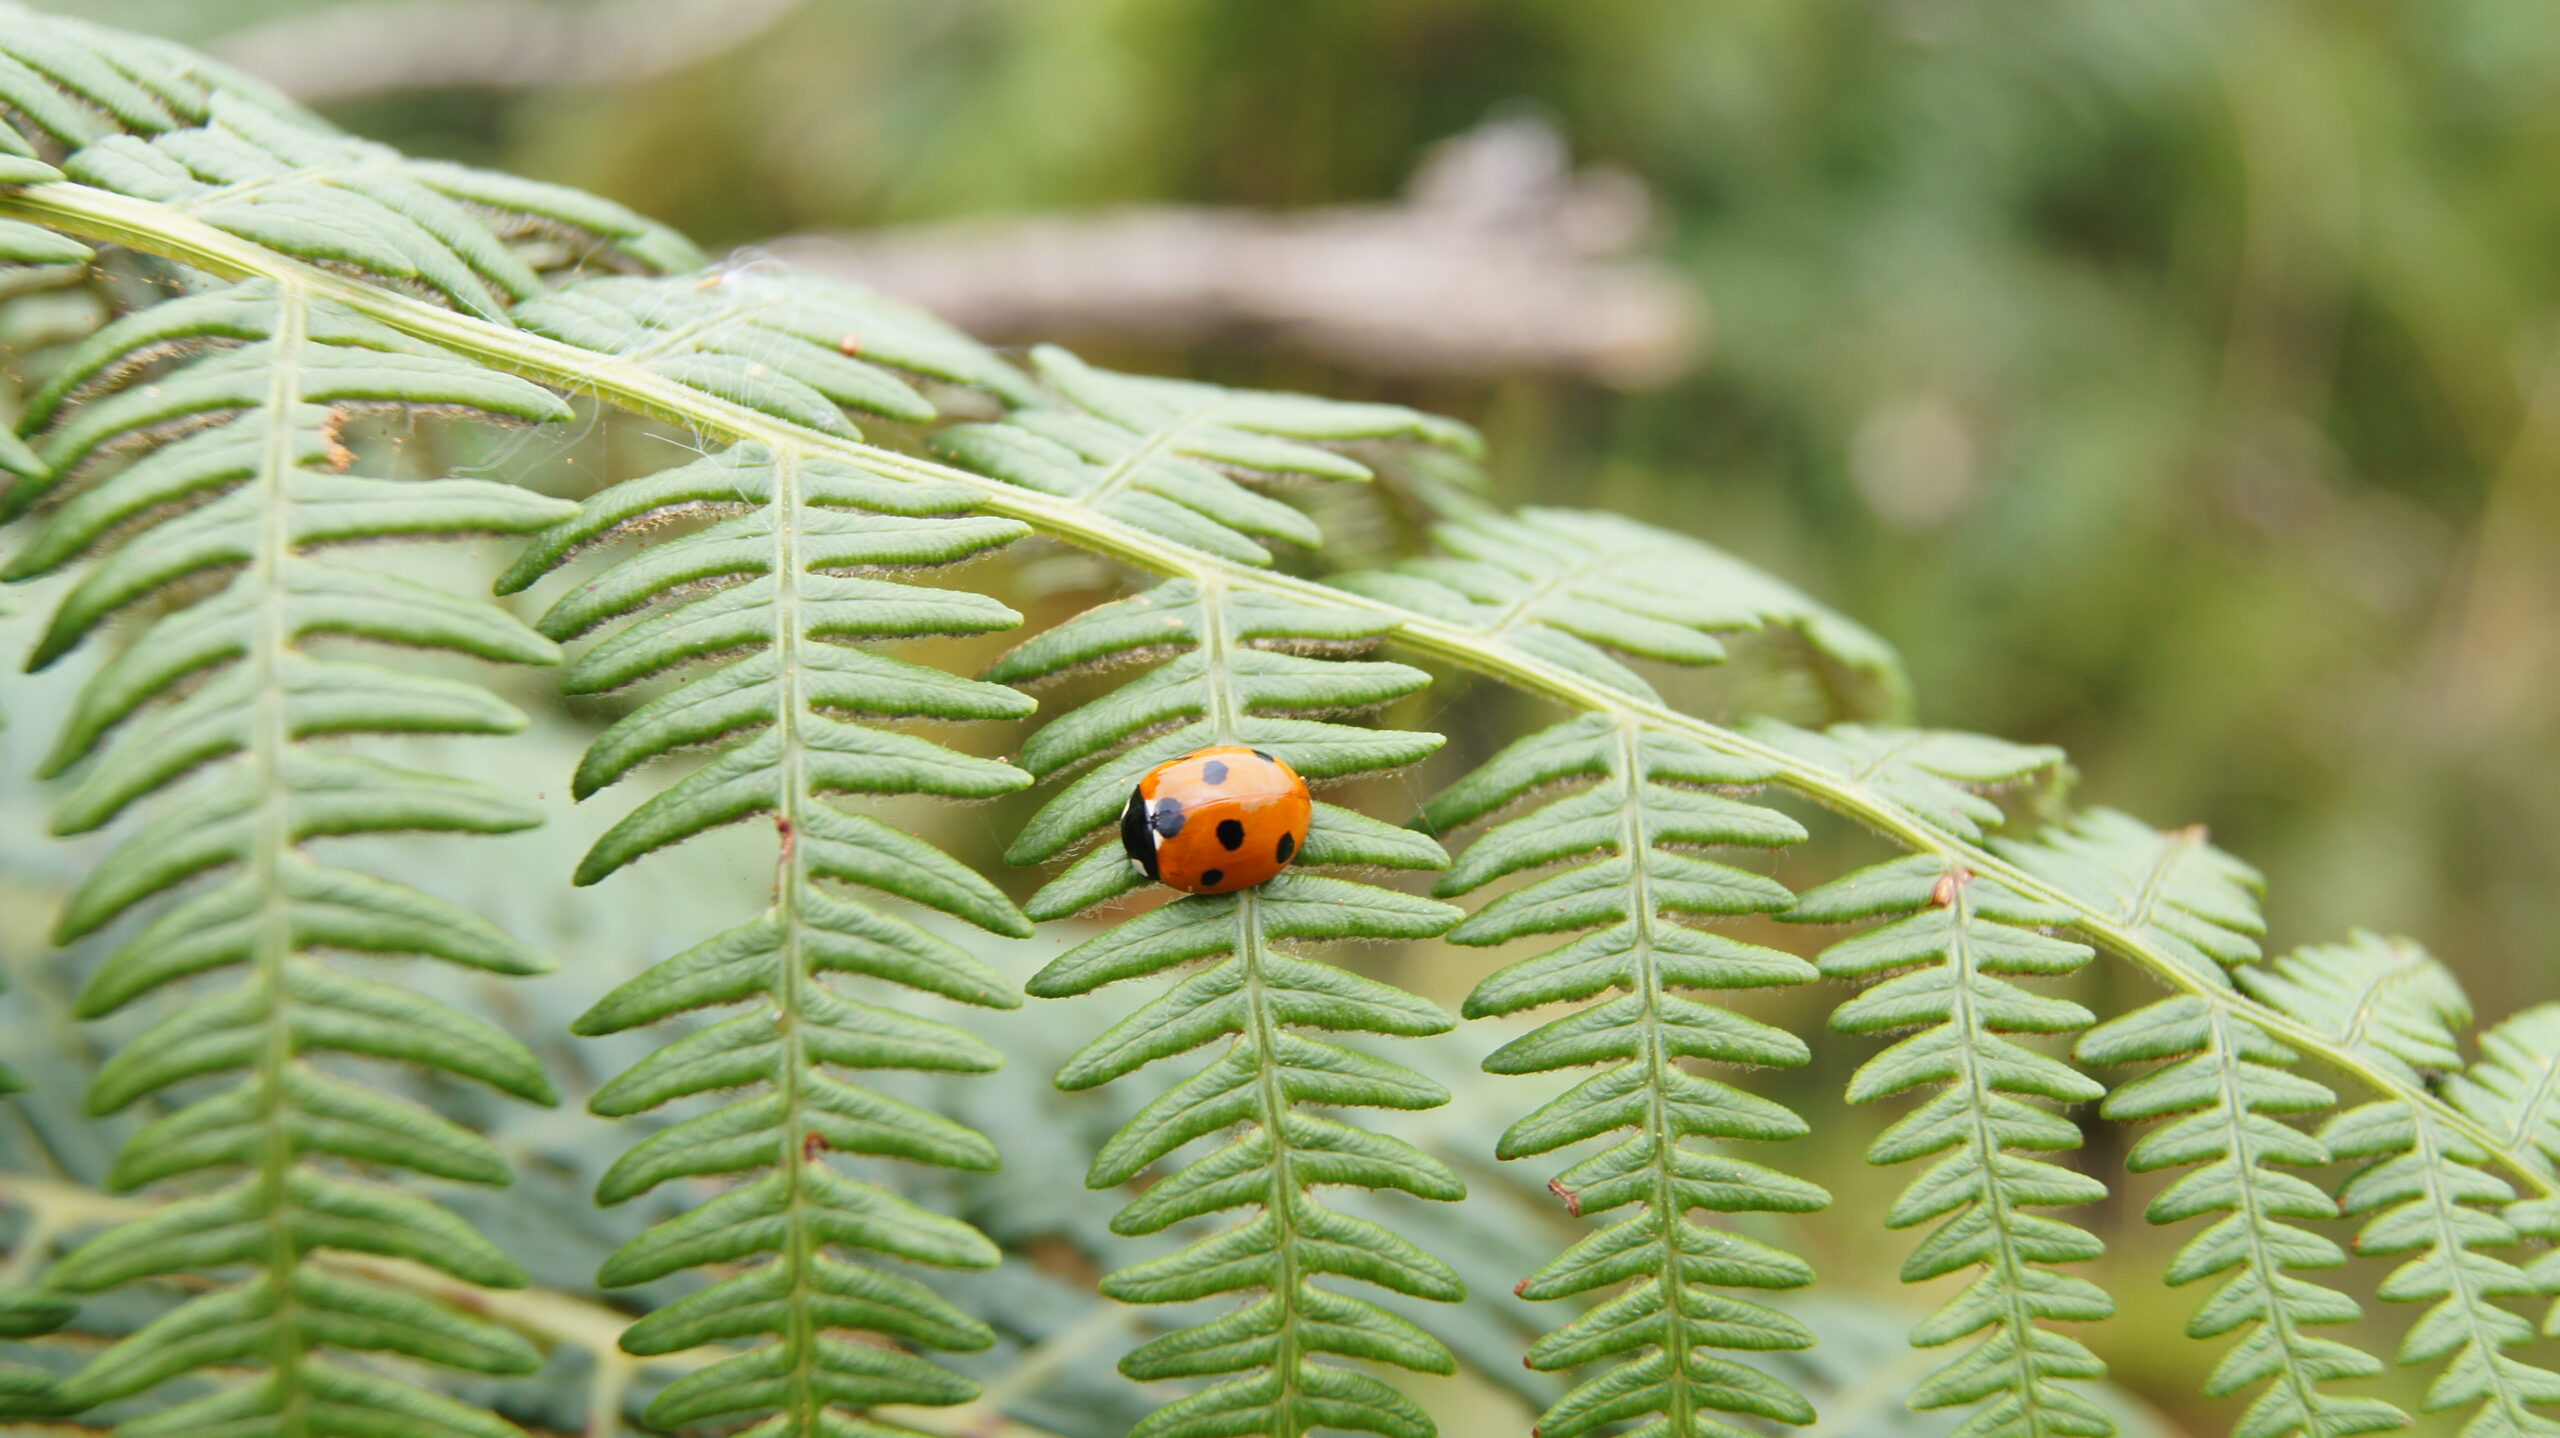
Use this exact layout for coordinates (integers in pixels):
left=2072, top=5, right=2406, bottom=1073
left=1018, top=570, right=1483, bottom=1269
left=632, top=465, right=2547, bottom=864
left=624, top=291, right=786, bottom=366
left=1239, top=887, right=1310, bottom=1436
left=18, top=178, right=2537, bottom=1202
left=2199, top=1008, right=2337, bottom=1436
left=1204, top=577, right=1312, bottom=1434
left=2331, top=946, right=2440, bottom=1066
left=1484, top=544, right=1668, bottom=637
left=2492, top=1053, right=2560, bottom=1179
left=1615, top=718, right=1699, bottom=1431
left=2405, top=1113, right=2540, bottom=1430
left=1079, top=396, right=1220, bottom=510
left=1944, top=887, right=2069, bottom=1438
left=253, top=284, right=313, bottom=1430
left=771, top=447, right=825, bottom=1426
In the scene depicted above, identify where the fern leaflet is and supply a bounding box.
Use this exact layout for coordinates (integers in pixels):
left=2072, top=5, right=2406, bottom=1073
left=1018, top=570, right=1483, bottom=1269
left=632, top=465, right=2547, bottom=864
left=1421, top=711, right=1826, bottom=1438
left=1341, top=506, right=1904, bottom=714
left=936, top=344, right=1478, bottom=566
left=506, top=327, right=1041, bottom=1434
left=994, top=564, right=1468, bottom=1438
left=1796, top=853, right=2116, bottom=1438
left=0, top=2, right=301, bottom=156
left=2445, top=1007, right=2560, bottom=1339
left=2080, top=983, right=2401, bottom=1438
left=510, top=269, right=1031, bottom=436
left=4, top=277, right=573, bottom=1434
left=2244, top=936, right=2560, bottom=1437
left=2001, top=810, right=2267, bottom=982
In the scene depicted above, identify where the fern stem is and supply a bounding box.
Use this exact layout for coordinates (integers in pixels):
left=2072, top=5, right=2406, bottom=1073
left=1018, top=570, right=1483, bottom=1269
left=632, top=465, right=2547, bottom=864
left=1617, top=718, right=1702, bottom=1434
left=1209, top=583, right=1309, bottom=1437
left=14, top=176, right=2538, bottom=1206
left=770, top=445, right=823, bottom=1430
left=2406, top=1117, right=2544, bottom=1431
left=1240, top=887, right=1311, bottom=1436
left=252, top=285, right=314, bottom=1432
left=2199, top=1007, right=2339, bottom=1436
left=1945, top=885, right=2078, bottom=1438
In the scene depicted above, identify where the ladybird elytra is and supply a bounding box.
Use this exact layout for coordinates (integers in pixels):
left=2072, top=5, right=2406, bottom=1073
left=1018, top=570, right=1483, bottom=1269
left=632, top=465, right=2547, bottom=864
left=1119, top=745, right=1312, bottom=894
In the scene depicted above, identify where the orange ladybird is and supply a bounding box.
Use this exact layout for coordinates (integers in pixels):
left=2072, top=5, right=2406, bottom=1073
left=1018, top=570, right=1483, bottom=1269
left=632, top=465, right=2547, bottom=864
left=1121, top=745, right=1312, bottom=894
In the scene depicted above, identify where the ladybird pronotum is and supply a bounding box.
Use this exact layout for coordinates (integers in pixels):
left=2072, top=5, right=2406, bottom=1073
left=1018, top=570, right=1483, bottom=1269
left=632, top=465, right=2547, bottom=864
left=1119, top=745, right=1312, bottom=894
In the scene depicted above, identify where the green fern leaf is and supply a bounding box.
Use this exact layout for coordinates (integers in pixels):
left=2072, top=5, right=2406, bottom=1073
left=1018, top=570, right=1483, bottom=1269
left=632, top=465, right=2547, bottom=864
left=2080, top=984, right=2402, bottom=1438
left=508, top=406, right=1040, bottom=1431
left=511, top=269, right=1030, bottom=433
left=66, top=96, right=545, bottom=314
left=0, top=1287, right=73, bottom=1419
left=994, top=565, right=1468, bottom=1438
left=2242, top=937, right=2560, bottom=1438
left=1747, top=721, right=2068, bottom=840
left=2446, top=1007, right=2560, bottom=1349
left=0, top=213, right=85, bottom=265
left=2445, top=1008, right=2560, bottom=1172
left=935, top=344, right=1475, bottom=566
left=0, top=1, right=301, bottom=155
left=4, top=278, right=572, bottom=1433
left=0, top=4, right=691, bottom=287
left=1999, top=810, right=2265, bottom=982
left=1795, top=858, right=2116, bottom=1438
left=1426, top=711, right=1829, bottom=1438
left=1344, top=507, right=1905, bottom=714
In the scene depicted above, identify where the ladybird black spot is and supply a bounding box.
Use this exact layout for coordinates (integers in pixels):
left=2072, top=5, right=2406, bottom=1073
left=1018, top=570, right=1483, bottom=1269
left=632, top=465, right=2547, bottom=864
left=1152, top=796, right=1186, bottom=838
left=1202, top=759, right=1229, bottom=785
left=1275, top=832, right=1295, bottom=863
left=1250, top=749, right=1273, bottom=761
left=1201, top=869, right=1225, bottom=888
left=1120, top=786, right=1160, bottom=879
left=1217, top=818, right=1245, bottom=850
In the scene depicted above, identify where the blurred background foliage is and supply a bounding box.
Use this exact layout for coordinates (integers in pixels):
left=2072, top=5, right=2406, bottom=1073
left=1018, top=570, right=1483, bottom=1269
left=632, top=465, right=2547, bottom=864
left=10, top=0, right=2560, bottom=1433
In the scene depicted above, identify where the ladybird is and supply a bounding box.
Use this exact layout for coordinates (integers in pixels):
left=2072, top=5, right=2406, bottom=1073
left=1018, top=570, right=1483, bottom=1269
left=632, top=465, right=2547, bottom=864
left=1120, top=745, right=1312, bottom=894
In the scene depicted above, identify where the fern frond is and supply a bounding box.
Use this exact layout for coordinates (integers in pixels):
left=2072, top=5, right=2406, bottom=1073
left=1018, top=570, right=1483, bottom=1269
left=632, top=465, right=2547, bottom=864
left=508, top=360, right=1040, bottom=1432
left=994, top=564, right=1468, bottom=1438
left=936, top=344, right=1477, bottom=566
left=1425, top=711, right=1828, bottom=1438
left=4, top=278, right=573, bottom=1433
left=16, top=41, right=2560, bottom=1438
left=1795, top=857, right=2115, bottom=1438
left=1343, top=506, right=1905, bottom=715
left=2242, top=936, right=2560, bottom=1438
left=2080, top=985, right=2401, bottom=1438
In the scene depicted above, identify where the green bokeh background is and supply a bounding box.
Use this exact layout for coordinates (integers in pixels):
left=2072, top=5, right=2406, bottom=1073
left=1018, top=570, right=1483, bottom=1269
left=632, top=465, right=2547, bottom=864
left=15, top=1, right=2560, bottom=1433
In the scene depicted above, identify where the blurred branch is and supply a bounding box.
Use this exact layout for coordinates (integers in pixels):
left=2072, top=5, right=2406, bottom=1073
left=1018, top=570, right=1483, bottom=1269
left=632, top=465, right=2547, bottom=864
left=0, top=1174, right=1072, bottom=1438
left=760, top=115, right=1706, bottom=388
left=211, top=0, right=803, bottom=103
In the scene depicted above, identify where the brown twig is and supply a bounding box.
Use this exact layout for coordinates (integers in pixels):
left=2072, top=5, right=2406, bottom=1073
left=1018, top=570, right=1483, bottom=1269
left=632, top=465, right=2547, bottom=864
left=211, top=0, right=803, bottom=103
left=760, top=115, right=1704, bottom=387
